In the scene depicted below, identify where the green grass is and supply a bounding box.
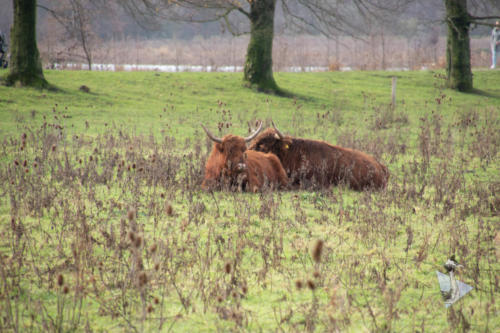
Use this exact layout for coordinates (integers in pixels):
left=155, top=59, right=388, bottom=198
left=1, top=69, right=498, bottom=138
left=0, top=68, right=499, bottom=332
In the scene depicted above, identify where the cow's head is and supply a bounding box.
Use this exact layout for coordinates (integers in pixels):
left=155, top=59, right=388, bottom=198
left=201, top=121, right=262, bottom=176
left=248, top=121, right=292, bottom=158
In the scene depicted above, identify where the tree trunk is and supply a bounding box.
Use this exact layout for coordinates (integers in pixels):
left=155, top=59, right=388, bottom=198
left=444, top=0, right=472, bottom=91
left=243, top=0, right=279, bottom=93
left=5, top=0, right=48, bottom=88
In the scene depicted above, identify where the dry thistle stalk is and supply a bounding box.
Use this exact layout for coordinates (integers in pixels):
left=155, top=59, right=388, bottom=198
left=138, top=271, right=148, bottom=287
left=312, top=240, right=324, bottom=263
left=134, top=234, right=143, bottom=248
left=295, top=279, right=303, bottom=290
left=224, top=262, right=232, bottom=274
left=307, top=280, right=316, bottom=290
left=166, top=204, right=173, bottom=216
left=127, top=209, right=136, bottom=221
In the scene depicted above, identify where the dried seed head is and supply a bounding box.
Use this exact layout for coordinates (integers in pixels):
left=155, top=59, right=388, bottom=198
left=154, top=297, right=160, bottom=305
left=295, top=279, right=303, bottom=290
left=166, top=204, right=173, bottom=216
left=128, top=231, right=136, bottom=242
left=51, top=144, right=56, bottom=152
left=224, top=262, right=232, bottom=274
left=57, top=274, right=64, bottom=287
left=63, top=286, right=69, bottom=294
left=217, top=296, right=224, bottom=303
left=147, top=304, right=153, bottom=313
left=136, top=257, right=144, bottom=270
left=138, top=272, right=148, bottom=287
left=307, top=280, right=316, bottom=290
left=312, top=240, right=324, bottom=263
left=150, top=243, right=157, bottom=254
left=154, top=263, right=160, bottom=271
left=313, top=271, right=320, bottom=279
left=241, top=284, right=248, bottom=295
left=127, top=209, right=136, bottom=221
left=134, top=235, right=143, bottom=248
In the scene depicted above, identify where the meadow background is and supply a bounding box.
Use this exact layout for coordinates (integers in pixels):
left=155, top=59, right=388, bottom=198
left=0, top=68, right=499, bottom=331
left=40, top=34, right=494, bottom=72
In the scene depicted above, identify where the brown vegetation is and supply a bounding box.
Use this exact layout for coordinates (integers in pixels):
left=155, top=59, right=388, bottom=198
left=37, top=35, right=494, bottom=71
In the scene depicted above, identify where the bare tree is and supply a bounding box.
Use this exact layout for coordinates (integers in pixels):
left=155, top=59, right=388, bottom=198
left=119, top=0, right=410, bottom=94
left=39, top=0, right=105, bottom=70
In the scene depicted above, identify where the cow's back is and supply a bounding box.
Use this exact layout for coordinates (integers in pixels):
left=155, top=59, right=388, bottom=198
left=283, top=139, right=388, bottom=189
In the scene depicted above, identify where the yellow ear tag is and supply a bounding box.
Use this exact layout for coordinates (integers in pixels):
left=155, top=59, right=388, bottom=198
left=284, top=144, right=289, bottom=149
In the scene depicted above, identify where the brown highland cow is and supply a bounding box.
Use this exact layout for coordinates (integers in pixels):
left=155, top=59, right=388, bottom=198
left=201, top=122, right=288, bottom=192
left=248, top=122, right=389, bottom=190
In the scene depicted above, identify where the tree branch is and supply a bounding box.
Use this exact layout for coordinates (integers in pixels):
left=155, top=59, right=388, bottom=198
left=469, top=15, right=500, bottom=20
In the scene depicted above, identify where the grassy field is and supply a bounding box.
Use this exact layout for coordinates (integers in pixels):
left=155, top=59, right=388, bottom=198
left=0, top=69, right=499, bottom=332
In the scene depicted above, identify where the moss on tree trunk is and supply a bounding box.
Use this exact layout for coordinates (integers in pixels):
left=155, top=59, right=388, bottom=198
left=5, top=0, right=48, bottom=88
left=445, top=0, right=472, bottom=92
left=243, top=0, right=279, bottom=93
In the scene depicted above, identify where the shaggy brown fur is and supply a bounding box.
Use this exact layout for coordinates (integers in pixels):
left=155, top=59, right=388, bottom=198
left=202, top=134, right=288, bottom=192
left=249, top=128, right=389, bottom=190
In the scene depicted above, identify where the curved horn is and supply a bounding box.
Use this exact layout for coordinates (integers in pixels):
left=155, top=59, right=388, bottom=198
left=271, top=121, right=285, bottom=139
left=244, top=120, right=263, bottom=142
left=200, top=124, right=222, bottom=144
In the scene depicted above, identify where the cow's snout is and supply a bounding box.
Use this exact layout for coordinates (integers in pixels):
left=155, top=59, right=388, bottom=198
left=236, top=163, right=247, bottom=172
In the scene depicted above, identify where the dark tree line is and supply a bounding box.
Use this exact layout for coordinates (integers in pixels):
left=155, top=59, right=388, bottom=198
left=3, top=0, right=500, bottom=93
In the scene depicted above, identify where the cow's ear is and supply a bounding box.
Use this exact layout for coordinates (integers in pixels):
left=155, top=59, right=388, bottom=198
left=216, top=143, right=223, bottom=152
